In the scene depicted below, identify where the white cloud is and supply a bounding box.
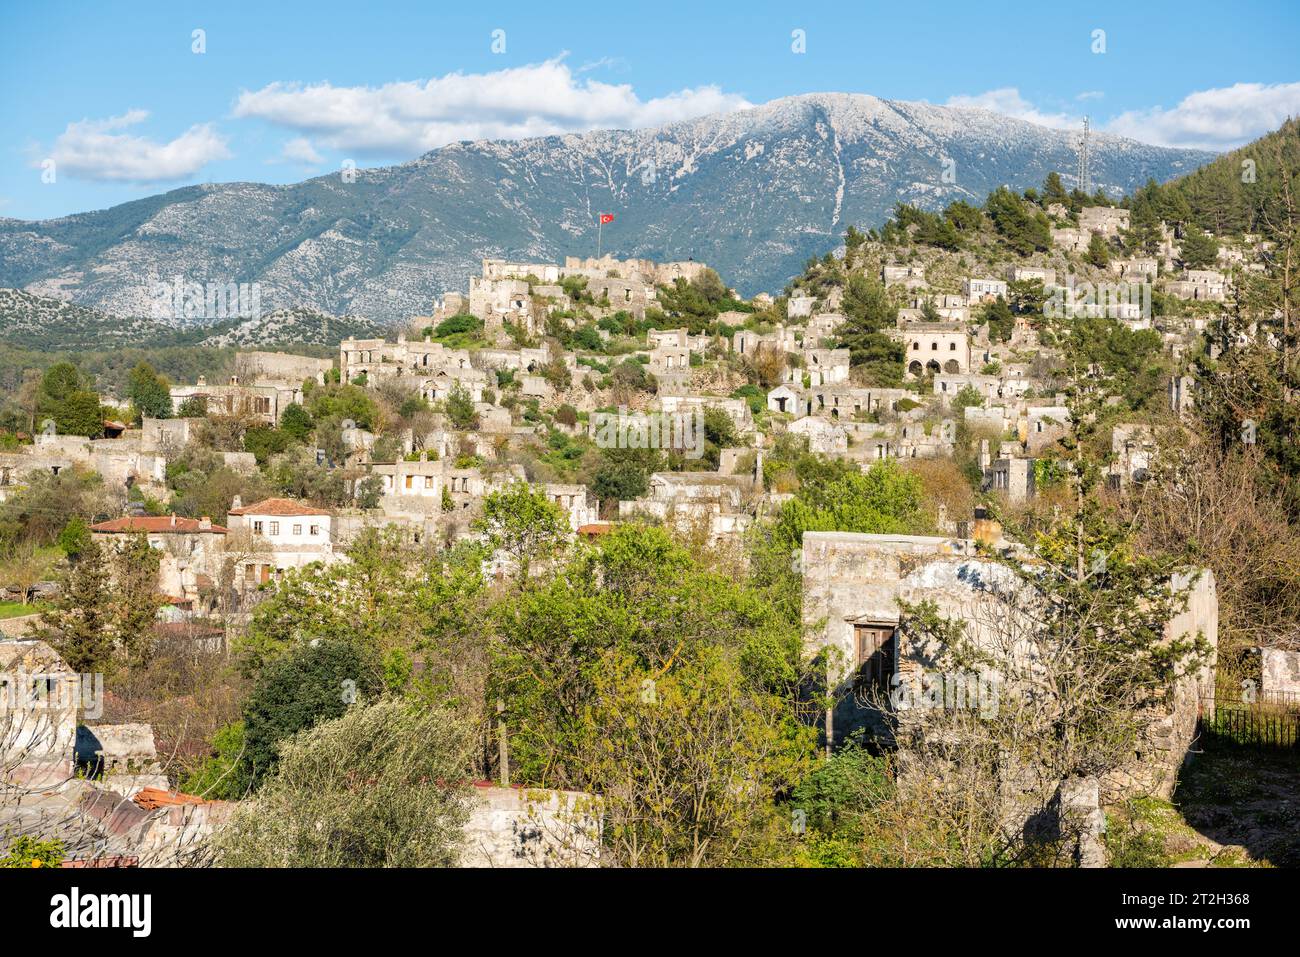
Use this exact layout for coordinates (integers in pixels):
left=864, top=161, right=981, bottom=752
left=946, top=82, right=1300, bottom=153
left=944, top=88, right=1079, bottom=130
left=43, top=110, right=231, bottom=183
left=1076, top=91, right=1105, bottom=102
left=1105, top=82, right=1300, bottom=151
left=233, top=56, right=751, bottom=156
left=281, top=136, right=324, bottom=165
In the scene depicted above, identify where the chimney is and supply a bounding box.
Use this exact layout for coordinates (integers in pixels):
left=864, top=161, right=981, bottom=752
left=231, top=495, right=242, bottom=511
left=199, top=516, right=212, bottom=531
left=169, top=513, right=177, bottom=528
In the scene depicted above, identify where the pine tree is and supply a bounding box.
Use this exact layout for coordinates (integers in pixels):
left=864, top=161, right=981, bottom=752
left=1042, top=171, right=1069, bottom=207
left=112, top=534, right=162, bottom=668
left=34, top=541, right=116, bottom=674
left=836, top=274, right=904, bottom=384
left=1086, top=232, right=1111, bottom=268
left=1179, top=224, right=1219, bottom=269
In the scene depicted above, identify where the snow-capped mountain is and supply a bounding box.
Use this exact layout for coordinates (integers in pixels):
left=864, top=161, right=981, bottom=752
left=0, top=93, right=1213, bottom=325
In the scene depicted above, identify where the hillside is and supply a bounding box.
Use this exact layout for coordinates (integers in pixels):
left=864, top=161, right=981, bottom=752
left=1134, top=117, right=1300, bottom=237
left=0, top=289, right=386, bottom=352
left=0, top=288, right=178, bottom=350
left=196, top=307, right=389, bottom=348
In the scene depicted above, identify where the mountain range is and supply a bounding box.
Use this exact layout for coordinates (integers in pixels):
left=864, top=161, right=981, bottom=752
left=0, top=93, right=1215, bottom=328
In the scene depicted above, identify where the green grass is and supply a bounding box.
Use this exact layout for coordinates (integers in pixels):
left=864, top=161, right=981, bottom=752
left=0, top=601, right=46, bottom=620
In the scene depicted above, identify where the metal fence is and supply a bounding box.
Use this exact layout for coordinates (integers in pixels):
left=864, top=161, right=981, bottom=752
left=1199, top=694, right=1300, bottom=749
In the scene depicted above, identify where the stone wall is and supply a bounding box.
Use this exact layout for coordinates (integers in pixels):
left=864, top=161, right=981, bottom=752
left=459, top=785, right=601, bottom=867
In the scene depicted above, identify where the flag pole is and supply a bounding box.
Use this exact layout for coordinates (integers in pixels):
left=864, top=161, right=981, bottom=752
left=597, top=213, right=603, bottom=258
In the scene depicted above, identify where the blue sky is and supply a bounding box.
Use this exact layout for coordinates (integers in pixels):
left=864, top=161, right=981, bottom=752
left=2, top=0, right=1298, bottom=221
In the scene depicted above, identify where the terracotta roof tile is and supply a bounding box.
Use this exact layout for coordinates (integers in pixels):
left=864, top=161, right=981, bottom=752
left=228, top=497, right=332, bottom=517
left=90, top=516, right=227, bottom=534
left=132, top=788, right=208, bottom=810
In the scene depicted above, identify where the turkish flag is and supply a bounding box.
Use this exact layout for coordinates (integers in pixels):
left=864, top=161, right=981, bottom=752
left=599, top=213, right=614, bottom=224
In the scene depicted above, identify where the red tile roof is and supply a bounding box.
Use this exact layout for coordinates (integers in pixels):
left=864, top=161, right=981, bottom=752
left=90, top=515, right=227, bottom=534
left=61, top=856, right=140, bottom=868
left=228, top=497, right=332, bottom=517
left=133, top=787, right=209, bottom=810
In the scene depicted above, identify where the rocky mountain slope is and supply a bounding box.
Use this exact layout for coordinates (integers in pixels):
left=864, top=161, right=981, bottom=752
left=0, top=288, right=385, bottom=351
left=0, top=93, right=1214, bottom=326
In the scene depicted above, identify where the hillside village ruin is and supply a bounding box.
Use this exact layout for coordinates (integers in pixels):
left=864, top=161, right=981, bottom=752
left=2, top=197, right=1297, bottom=869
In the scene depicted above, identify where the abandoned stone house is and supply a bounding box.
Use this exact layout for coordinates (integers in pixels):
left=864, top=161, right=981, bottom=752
left=903, top=325, right=970, bottom=377
left=1168, top=374, right=1196, bottom=418
left=789, top=348, right=851, bottom=387
left=89, top=514, right=228, bottom=612
left=647, top=327, right=690, bottom=351
left=1112, top=257, right=1159, bottom=280
left=882, top=264, right=926, bottom=285
left=787, top=415, right=848, bottom=455
left=982, top=452, right=1037, bottom=504
left=804, top=312, right=846, bottom=344
left=963, top=277, right=1008, bottom=304
left=0, top=638, right=79, bottom=788
left=1050, top=227, right=1089, bottom=254
left=75, top=723, right=168, bottom=797
left=648, top=327, right=692, bottom=374
left=619, top=471, right=756, bottom=542
left=1109, top=424, right=1158, bottom=488
left=766, top=384, right=803, bottom=416
left=418, top=367, right=489, bottom=404
left=543, top=483, right=599, bottom=532
left=963, top=404, right=1013, bottom=435
left=895, top=421, right=957, bottom=460
left=340, top=336, right=477, bottom=383
left=1, top=639, right=236, bottom=866
left=657, top=394, right=754, bottom=434
left=168, top=376, right=289, bottom=427
left=1079, top=205, right=1131, bottom=237
left=1006, top=265, right=1057, bottom=286
left=732, top=324, right=798, bottom=357
left=1022, top=405, right=1072, bottom=454
left=234, top=350, right=333, bottom=386
left=932, top=371, right=1036, bottom=404
left=800, top=530, right=1217, bottom=807
left=4, top=430, right=168, bottom=499
left=140, top=416, right=200, bottom=456
left=804, top=384, right=911, bottom=420
left=906, top=293, right=970, bottom=324
left=586, top=277, right=656, bottom=319
left=468, top=276, right=533, bottom=327
left=787, top=294, right=816, bottom=318
left=1166, top=269, right=1227, bottom=302
left=371, top=457, right=526, bottom=515
left=519, top=374, right=555, bottom=402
